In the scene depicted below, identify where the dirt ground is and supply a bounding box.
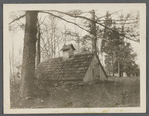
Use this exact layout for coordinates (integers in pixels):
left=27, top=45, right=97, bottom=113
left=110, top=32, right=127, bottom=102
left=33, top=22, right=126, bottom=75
left=10, top=77, right=140, bottom=108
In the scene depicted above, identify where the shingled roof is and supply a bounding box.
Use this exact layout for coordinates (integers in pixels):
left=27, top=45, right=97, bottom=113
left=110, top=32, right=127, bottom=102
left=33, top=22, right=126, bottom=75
left=35, top=53, right=94, bottom=81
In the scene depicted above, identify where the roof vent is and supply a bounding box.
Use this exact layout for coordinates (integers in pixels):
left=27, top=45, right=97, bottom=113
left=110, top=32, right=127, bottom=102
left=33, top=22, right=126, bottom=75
left=61, top=44, right=75, bottom=60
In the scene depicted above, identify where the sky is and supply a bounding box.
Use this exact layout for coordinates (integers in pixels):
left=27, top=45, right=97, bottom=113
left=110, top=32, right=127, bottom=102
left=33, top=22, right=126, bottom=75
left=6, top=4, right=146, bottom=66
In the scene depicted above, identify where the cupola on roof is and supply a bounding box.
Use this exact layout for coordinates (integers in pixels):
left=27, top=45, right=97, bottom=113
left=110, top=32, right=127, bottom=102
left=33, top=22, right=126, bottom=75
left=61, top=44, right=76, bottom=51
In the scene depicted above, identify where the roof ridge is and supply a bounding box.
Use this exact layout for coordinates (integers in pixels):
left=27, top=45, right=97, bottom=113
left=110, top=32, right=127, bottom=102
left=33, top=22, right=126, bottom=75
left=38, top=53, right=94, bottom=66
left=43, top=53, right=94, bottom=60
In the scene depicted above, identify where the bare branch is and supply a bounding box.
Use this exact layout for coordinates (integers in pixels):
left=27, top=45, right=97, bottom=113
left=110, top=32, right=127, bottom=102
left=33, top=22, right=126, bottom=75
left=97, top=10, right=122, bottom=19
left=98, top=19, right=139, bottom=21
left=64, top=32, right=85, bottom=38
left=45, top=10, right=121, bottom=21
left=96, top=22, right=139, bottom=42
left=43, top=10, right=94, bottom=22
left=39, top=11, right=90, bottom=33
left=9, top=14, right=25, bottom=25
left=15, top=21, right=25, bottom=30
left=40, top=10, right=139, bottom=42
left=39, top=16, right=48, bottom=27
left=98, top=21, right=139, bottom=25
left=9, top=10, right=139, bottom=43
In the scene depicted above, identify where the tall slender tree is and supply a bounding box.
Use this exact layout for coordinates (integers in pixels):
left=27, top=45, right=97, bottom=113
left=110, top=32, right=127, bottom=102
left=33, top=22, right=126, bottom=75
left=90, top=10, right=97, bottom=54
left=36, top=22, right=41, bottom=65
left=19, top=11, right=38, bottom=99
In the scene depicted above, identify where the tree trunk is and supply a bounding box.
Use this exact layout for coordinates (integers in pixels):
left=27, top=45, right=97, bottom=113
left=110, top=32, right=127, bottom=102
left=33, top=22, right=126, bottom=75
left=118, top=59, right=121, bottom=77
left=9, top=52, right=13, bottom=82
left=37, top=27, right=40, bottom=65
left=11, top=37, right=15, bottom=81
left=20, top=11, right=38, bottom=99
left=77, top=36, right=80, bottom=53
left=90, top=10, right=97, bottom=55
left=112, top=54, right=114, bottom=76
left=121, top=71, right=123, bottom=77
left=53, top=26, right=56, bottom=58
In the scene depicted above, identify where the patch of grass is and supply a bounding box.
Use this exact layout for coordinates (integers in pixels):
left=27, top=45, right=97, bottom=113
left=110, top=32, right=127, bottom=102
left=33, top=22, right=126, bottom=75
left=121, top=91, right=127, bottom=105
left=11, top=77, right=140, bottom=108
left=82, top=102, right=90, bottom=107
left=63, top=101, right=73, bottom=107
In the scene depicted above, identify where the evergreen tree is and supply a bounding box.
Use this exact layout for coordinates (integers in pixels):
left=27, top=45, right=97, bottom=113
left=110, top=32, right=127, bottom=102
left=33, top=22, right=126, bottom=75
left=101, top=12, right=139, bottom=77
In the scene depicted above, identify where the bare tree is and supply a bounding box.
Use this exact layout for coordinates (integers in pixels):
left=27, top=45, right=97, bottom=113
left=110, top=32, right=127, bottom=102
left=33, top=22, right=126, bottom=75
left=36, top=23, right=41, bottom=65
left=39, top=15, right=62, bottom=60
left=19, top=11, right=38, bottom=99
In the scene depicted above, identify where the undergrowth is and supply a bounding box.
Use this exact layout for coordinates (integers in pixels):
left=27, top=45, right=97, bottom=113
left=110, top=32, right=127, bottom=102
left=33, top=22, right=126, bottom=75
left=10, top=77, right=140, bottom=108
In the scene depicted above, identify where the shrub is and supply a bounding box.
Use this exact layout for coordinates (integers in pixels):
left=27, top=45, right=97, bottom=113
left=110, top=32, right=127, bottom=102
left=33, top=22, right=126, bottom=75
left=33, top=78, right=49, bottom=98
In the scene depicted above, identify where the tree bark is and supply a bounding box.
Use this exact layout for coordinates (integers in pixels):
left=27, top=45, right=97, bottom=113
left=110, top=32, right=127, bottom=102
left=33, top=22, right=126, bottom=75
left=112, top=54, right=114, bottom=76
left=53, top=26, right=56, bottom=58
left=118, top=59, right=121, bottom=77
left=90, top=10, right=97, bottom=55
left=9, top=52, right=13, bottom=81
left=37, top=27, right=40, bottom=65
left=20, top=11, right=38, bottom=98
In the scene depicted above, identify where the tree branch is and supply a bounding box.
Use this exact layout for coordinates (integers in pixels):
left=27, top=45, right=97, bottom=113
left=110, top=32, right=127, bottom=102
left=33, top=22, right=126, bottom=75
left=96, top=22, right=139, bottom=42
left=98, top=19, right=139, bottom=21
left=97, top=10, right=122, bottom=19
left=43, top=10, right=94, bottom=22
left=9, top=14, right=25, bottom=25
left=41, top=10, right=139, bottom=42
left=39, top=15, right=48, bottom=26
left=45, top=10, right=121, bottom=23
left=39, top=11, right=90, bottom=33
left=9, top=10, right=139, bottom=43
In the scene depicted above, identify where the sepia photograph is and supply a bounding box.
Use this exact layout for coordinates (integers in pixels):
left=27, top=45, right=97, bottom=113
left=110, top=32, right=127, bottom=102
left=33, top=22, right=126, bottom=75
left=3, top=3, right=146, bottom=113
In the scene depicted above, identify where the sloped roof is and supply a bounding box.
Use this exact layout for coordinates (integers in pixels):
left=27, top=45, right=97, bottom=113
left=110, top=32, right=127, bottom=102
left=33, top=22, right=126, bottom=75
left=35, top=53, right=94, bottom=81
left=61, top=44, right=76, bottom=51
